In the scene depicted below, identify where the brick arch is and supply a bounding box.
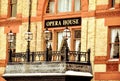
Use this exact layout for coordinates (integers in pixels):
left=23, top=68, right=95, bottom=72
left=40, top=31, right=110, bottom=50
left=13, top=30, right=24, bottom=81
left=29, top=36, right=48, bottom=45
left=37, top=0, right=46, bottom=19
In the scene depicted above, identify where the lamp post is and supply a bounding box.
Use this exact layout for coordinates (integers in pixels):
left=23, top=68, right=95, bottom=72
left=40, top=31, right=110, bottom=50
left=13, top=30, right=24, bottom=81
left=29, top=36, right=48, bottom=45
left=44, top=28, right=50, bottom=61
left=8, top=30, right=14, bottom=62
left=24, top=0, right=33, bottom=62
left=63, top=26, right=71, bottom=61
left=25, top=32, right=33, bottom=62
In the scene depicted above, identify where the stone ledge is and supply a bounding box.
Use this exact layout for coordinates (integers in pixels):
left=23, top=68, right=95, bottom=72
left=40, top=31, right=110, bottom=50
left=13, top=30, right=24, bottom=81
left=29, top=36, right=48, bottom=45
left=3, top=62, right=92, bottom=77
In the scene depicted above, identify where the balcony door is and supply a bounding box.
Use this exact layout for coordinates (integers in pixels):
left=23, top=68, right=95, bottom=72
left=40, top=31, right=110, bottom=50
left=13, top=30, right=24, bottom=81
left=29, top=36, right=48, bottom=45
left=57, top=32, right=70, bottom=51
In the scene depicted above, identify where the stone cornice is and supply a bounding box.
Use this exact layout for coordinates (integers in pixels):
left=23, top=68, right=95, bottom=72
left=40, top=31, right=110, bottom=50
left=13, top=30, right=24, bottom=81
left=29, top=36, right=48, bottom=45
left=0, top=18, right=22, bottom=26
left=94, top=56, right=107, bottom=64
left=96, top=9, right=120, bottom=18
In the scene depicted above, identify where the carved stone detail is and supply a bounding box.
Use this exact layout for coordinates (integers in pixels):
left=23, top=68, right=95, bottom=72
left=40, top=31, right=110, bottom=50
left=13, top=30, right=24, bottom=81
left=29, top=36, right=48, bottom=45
left=94, top=56, right=107, bottom=64
left=67, top=63, right=91, bottom=72
left=107, top=63, right=118, bottom=72
left=96, top=9, right=120, bottom=18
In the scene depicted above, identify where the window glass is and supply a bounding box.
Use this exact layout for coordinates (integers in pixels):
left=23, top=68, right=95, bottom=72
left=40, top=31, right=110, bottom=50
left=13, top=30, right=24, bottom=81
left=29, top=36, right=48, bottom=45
left=75, top=39, right=80, bottom=51
left=57, top=32, right=63, bottom=51
left=58, top=0, right=72, bottom=12
left=74, top=30, right=81, bottom=51
left=10, top=0, right=17, bottom=17
left=111, top=0, right=115, bottom=8
left=46, top=0, right=55, bottom=13
left=57, top=32, right=70, bottom=51
left=74, top=0, right=81, bottom=11
left=110, top=28, right=120, bottom=59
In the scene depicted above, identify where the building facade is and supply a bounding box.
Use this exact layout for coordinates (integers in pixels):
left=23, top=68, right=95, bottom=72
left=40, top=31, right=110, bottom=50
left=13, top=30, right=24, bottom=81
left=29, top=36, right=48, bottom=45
left=0, top=0, right=120, bottom=81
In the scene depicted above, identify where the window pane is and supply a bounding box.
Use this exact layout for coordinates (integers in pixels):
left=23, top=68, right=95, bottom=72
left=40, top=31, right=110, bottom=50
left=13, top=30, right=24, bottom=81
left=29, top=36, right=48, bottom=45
left=46, top=0, right=55, bottom=13
left=12, top=0, right=17, bottom=3
left=75, top=39, right=80, bottom=51
left=11, top=4, right=17, bottom=17
left=57, top=32, right=70, bottom=51
left=75, top=30, right=81, bottom=38
left=57, top=32, right=63, bottom=51
left=10, top=0, right=17, bottom=17
left=58, top=0, right=72, bottom=12
left=74, top=30, right=81, bottom=51
left=110, top=28, right=120, bottom=59
left=111, top=0, right=115, bottom=8
left=75, top=0, right=81, bottom=11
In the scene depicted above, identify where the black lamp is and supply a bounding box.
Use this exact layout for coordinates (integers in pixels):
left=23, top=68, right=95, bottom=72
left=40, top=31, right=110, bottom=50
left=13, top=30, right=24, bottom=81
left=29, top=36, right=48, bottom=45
left=8, top=30, right=14, bottom=62
left=63, top=26, right=71, bottom=61
left=44, top=28, right=51, bottom=61
left=63, top=26, right=71, bottom=39
left=25, top=31, right=33, bottom=42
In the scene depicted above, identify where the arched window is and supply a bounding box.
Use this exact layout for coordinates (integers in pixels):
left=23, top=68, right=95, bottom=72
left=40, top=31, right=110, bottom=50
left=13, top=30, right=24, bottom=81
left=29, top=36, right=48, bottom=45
left=58, top=0, right=72, bottom=12
left=46, top=0, right=55, bottom=13
left=46, top=0, right=81, bottom=13
left=74, top=0, right=81, bottom=11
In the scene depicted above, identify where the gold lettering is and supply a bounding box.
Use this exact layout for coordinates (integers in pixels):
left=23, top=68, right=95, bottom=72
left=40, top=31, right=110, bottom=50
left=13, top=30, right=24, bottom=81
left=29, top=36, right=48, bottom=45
left=46, top=21, right=55, bottom=26
left=68, top=20, right=72, bottom=25
left=71, top=19, right=79, bottom=24
left=58, top=21, right=62, bottom=26
left=51, top=21, right=55, bottom=26
left=55, top=21, right=58, bottom=26
left=46, top=18, right=80, bottom=27
left=55, top=21, right=62, bottom=26
left=46, top=22, right=50, bottom=26
left=63, top=20, right=68, bottom=25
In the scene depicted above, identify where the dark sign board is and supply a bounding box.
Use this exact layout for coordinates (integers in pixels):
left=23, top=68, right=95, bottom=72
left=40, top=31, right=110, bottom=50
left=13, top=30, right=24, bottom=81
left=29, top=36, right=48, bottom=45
left=45, top=17, right=81, bottom=28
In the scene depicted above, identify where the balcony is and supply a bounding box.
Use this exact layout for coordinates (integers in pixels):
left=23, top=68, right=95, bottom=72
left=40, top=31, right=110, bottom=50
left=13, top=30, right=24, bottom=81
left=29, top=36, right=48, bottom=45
left=3, top=49, right=93, bottom=81
left=8, top=49, right=90, bottom=62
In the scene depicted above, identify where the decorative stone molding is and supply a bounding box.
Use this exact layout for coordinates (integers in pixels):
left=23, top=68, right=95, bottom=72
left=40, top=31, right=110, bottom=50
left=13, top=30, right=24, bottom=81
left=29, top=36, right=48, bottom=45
left=4, top=62, right=92, bottom=74
left=96, top=9, right=120, bottom=18
left=0, top=18, right=22, bottom=27
left=94, top=56, right=107, bottom=64
left=67, top=63, right=91, bottom=73
left=106, top=61, right=118, bottom=72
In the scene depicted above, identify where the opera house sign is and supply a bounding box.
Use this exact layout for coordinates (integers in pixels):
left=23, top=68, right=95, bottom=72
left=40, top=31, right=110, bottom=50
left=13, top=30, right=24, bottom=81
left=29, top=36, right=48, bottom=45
left=45, top=17, right=81, bottom=28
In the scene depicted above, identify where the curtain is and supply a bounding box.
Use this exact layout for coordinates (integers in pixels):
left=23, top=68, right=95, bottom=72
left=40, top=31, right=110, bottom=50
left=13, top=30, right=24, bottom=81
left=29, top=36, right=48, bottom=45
left=49, top=1, right=55, bottom=13
left=48, top=41, right=52, bottom=48
left=75, top=39, right=80, bottom=51
left=58, top=0, right=72, bottom=12
left=57, top=32, right=70, bottom=51
left=57, top=32, right=63, bottom=51
left=75, top=0, right=81, bottom=11
left=117, top=29, right=120, bottom=58
left=110, top=29, right=119, bottom=58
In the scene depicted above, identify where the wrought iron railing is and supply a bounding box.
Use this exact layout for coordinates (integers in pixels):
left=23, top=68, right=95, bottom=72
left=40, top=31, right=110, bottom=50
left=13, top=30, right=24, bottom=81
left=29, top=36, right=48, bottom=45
left=9, top=49, right=90, bottom=63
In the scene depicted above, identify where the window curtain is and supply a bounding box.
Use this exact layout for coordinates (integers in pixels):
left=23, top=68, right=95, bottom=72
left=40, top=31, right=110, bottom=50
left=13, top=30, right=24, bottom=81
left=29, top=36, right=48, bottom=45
left=75, top=0, right=81, bottom=11
left=57, top=32, right=70, bottom=51
left=110, top=29, right=119, bottom=58
left=75, top=39, right=80, bottom=51
left=57, top=32, right=63, bottom=51
left=118, top=29, right=120, bottom=58
left=58, top=0, right=72, bottom=12
left=49, top=1, right=55, bottom=13
left=48, top=41, right=52, bottom=49
left=75, top=39, right=80, bottom=61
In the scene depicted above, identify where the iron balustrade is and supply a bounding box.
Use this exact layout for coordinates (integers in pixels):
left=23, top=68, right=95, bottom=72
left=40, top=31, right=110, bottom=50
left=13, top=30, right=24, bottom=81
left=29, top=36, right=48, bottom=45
left=10, top=49, right=90, bottom=63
